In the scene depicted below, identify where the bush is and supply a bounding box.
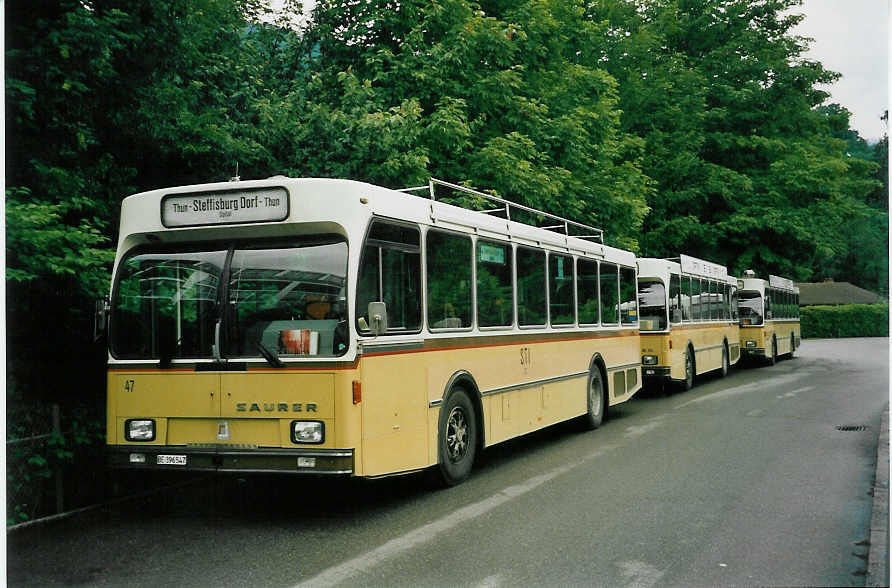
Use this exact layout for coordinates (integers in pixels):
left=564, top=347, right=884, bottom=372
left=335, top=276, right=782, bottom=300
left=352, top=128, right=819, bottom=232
left=800, top=304, right=889, bottom=338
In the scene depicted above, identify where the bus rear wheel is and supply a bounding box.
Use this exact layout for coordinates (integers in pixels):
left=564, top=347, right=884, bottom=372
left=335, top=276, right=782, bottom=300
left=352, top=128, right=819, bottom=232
left=433, top=388, right=477, bottom=487
left=581, top=367, right=606, bottom=430
left=719, top=345, right=729, bottom=377
left=680, top=347, right=695, bottom=391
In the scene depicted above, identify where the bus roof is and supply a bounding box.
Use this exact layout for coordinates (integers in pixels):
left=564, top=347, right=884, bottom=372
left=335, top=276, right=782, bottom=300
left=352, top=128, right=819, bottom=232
left=637, top=256, right=737, bottom=286
left=116, top=177, right=635, bottom=266
left=739, top=276, right=800, bottom=294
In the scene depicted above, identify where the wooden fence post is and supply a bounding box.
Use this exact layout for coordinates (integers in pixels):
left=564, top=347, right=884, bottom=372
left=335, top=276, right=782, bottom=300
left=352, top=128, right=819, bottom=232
left=52, top=404, right=64, bottom=514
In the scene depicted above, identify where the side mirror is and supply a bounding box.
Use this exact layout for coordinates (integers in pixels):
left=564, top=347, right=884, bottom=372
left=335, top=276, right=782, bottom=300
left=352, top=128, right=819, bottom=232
left=94, top=297, right=110, bottom=342
left=368, top=302, right=388, bottom=335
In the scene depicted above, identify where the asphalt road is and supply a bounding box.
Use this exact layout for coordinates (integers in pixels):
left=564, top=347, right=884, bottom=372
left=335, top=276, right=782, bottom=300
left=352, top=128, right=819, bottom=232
left=8, top=338, right=888, bottom=587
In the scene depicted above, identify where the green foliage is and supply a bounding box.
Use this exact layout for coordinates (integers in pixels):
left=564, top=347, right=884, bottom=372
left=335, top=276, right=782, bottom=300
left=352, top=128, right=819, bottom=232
left=800, top=304, right=890, bottom=339
left=7, top=403, right=106, bottom=526
left=6, top=188, right=114, bottom=298
left=291, top=0, right=651, bottom=248
left=591, top=0, right=885, bottom=284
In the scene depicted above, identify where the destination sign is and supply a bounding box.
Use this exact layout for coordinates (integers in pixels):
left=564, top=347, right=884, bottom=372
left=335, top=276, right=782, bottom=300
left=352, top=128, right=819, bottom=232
left=679, top=254, right=727, bottom=280
left=768, top=274, right=795, bottom=291
left=161, top=187, right=289, bottom=227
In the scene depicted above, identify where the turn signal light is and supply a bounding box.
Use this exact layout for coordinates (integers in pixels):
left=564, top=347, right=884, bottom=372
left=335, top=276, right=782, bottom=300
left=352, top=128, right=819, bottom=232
left=353, top=380, right=362, bottom=404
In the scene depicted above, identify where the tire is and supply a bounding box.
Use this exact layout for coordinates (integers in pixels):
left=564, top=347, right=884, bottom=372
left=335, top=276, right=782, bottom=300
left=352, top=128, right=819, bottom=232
left=680, top=347, right=695, bottom=391
left=581, top=367, right=606, bottom=430
left=767, top=337, right=777, bottom=366
left=719, top=345, right=729, bottom=377
left=433, top=388, right=477, bottom=487
left=788, top=333, right=796, bottom=359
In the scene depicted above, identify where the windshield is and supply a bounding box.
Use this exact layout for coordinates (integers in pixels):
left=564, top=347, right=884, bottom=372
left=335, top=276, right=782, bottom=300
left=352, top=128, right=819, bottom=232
left=637, top=279, right=667, bottom=331
left=111, top=249, right=225, bottom=359
left=111, top=239, right=349, bottom=360
left=225, top=242, right=348, bottom=358
left=738, top=291, right=763, bottom=326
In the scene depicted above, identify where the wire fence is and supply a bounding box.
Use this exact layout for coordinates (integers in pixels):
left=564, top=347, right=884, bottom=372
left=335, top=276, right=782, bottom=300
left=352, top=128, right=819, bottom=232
left=7, top=399, right=106, bottom=526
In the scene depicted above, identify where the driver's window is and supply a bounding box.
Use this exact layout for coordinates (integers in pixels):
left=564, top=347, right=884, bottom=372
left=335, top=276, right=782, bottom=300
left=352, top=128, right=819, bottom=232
left=356, top=221, right=421, bottom=334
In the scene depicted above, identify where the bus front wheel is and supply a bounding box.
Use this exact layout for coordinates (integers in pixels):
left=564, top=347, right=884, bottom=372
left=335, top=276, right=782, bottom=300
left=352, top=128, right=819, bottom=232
left=434, top=388, right=477, bottom=487
left=767, top=337, right=777, bottom=366
left=720, top=345, right=729, bottom=377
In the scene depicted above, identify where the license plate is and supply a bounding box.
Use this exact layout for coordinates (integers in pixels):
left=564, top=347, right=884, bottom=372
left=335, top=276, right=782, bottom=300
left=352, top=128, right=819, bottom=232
left=157, top=454, right=187, bottom=466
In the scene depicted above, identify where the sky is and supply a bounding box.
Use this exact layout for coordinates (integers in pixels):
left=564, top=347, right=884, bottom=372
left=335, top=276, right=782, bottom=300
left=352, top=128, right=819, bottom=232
left=790, top=0, right=889, bottom=142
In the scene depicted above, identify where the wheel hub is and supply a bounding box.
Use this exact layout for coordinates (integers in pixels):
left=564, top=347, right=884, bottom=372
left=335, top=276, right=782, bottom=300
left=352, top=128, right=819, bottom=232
left=590, top=376, right=602, bottom=413
left=446, top=407, right=468, bottom=462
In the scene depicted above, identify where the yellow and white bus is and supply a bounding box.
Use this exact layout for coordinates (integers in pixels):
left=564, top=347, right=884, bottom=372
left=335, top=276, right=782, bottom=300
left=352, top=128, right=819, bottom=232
left=637, top=255, right=740, bottom=392
left=738, top=271, right=800, bottom=365
left=101, top=177, right=642, bottom=485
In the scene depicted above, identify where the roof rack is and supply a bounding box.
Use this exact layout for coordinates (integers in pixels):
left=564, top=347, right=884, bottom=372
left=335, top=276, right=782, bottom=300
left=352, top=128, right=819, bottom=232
left=398, top=178, right=604, bottom=243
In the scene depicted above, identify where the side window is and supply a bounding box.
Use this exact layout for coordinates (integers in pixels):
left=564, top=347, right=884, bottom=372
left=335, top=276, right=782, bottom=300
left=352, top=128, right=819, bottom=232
left=730, top=286, right=739, bottom=320
left=577, top=259, right=599, bottom=325
left=357, top=221, right=422, bottom=333
left=669, top=273, right=682, bottom=324
left=599, top=263, right=619, bottom=325
left=765, top=288, right=772, bottom=318
left=476, top=240, right=513, bottom=328
left=517, top=247, right=547, bottom=326
left=620, top=266, right=638, bottom=325
left=691, top=278, right=702, bottom=320
left=722, top=284, right=730, bottom=320
left=795, top=293, right=799, bottom=317
left=709, top=281, right=718, bottom=320
left=682, top=276, right=692, bottom=321
left=549, top=253, right=575, bottom=325
left=427, top=230, right=472, bottom=329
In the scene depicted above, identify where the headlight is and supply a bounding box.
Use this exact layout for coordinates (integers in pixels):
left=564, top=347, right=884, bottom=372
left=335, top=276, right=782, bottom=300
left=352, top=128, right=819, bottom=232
left=746, top=340, right=756, bottom=348
left=642, top=355, right=658, bottom=365
left=125, top=419, right=155, bottom=442
left=291, top=421, right=324, bottom=444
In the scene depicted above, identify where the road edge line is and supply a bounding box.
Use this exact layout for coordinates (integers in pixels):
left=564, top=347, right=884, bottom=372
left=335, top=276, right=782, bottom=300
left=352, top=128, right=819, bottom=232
left=867, top=402, right=889, bottom=587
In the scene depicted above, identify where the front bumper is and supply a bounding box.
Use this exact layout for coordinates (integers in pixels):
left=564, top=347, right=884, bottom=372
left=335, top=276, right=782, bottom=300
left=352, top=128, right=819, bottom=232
left=106, top=445, right=354, bottom=475
left=642, top=366, right=671, bottom=381
left=741, top=347, right=765, bottom=357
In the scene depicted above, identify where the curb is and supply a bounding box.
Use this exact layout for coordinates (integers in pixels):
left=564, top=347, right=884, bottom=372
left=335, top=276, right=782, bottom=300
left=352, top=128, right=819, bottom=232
left=867, top=403, right=889, bottom=587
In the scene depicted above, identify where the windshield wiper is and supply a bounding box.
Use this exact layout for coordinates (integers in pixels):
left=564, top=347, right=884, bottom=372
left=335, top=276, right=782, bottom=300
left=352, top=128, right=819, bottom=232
left=257, top=342, right=284, bottom=368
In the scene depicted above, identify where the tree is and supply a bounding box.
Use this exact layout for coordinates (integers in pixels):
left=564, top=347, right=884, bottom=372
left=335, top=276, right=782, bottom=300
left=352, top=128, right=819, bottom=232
left=288, top=0, right=651, bottom=248
left=5, top=0, right=290, bottom=401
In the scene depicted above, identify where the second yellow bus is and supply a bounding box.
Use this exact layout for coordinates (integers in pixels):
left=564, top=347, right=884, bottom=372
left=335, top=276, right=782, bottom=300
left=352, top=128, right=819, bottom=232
left=637, top=255, right=741, bottom=392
